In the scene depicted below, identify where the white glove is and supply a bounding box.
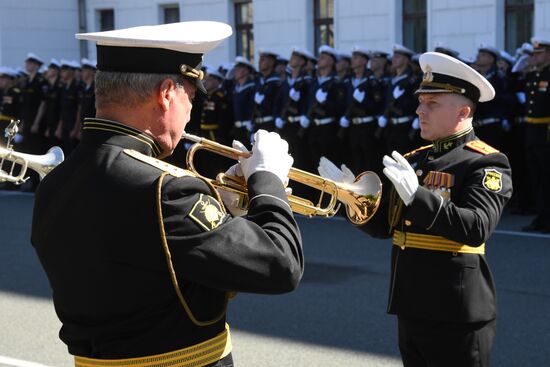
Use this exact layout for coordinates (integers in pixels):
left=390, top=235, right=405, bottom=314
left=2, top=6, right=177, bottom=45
left=516, top=92, right=526, bottom=105
left=339, top=116, right=350, bottom=128
left=219, top=162, right=247, bottom=217
left=378, top=116, right=388, bottom=128
left=254, top=92, right=265, bottom=105
left=237, top=129, right=293, bottom=185
left=412, top=117, right=420, bottom=130
left=512, top=54, right=530, bottom=73
left=392, top=85, right=405, bottom=99
left=275, top=117, right=285, bottom=129
left=315, top=88, right=328, bottom=104
left=382, top=151, right=419, bottom=206
left=299, top=115, right=310, bottom=129
left=317, top=157, right=372, bottom=197
left=501, top=119, right=511, bottom=132
left=289, top=88, right=301, bottom=102
left=353, top=88, right=365, bottom=103
left=243, top=120, right=253, bottom=132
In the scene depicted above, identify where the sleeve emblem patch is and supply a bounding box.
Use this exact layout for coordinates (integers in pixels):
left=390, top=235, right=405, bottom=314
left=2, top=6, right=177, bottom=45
left=189, top=194, right=228, bottom=231
left=482, top=169, right=502, bottom=192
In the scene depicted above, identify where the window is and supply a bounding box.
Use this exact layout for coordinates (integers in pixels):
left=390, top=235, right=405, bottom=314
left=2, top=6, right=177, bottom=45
left=403, top=0, right=426, bottom=53
left=505, top=0, right=533, bottom=54
left=98, top=9, right=114, bottom=31
left=235, top=0, right=254, bottom=62
left=314, top=0, right=334, bottom=53
left=161, top=4, right=180, bottom=24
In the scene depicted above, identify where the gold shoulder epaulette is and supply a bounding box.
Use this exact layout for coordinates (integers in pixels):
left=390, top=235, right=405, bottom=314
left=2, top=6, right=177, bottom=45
left=465, top=140, right=499, bottom=155
left=404, top=144, right=432, bottom=158
left=124, top=149, right=195, bottom=178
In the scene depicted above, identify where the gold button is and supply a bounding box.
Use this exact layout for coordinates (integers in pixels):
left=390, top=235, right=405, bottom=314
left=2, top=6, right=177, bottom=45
left=405, top=220, right=412, bottom=226
left=416, top=170, right=423, bottom=176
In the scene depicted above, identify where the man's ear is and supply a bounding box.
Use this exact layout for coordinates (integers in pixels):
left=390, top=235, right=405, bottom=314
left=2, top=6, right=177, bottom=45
left=158, top=78, right=176, bottom=111
left=458, top=104, right=472, bottom=119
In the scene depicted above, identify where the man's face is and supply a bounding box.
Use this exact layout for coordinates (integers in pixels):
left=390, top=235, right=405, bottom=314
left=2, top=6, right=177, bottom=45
left=392, top=53, right=408, bottom=70
left=533, top=50, right=550, bottom=67
left=351, top=54, right=367, bottom=70
left=317, top=53, right=334, bottom=70
left=233, top=65, right=249, bottom=80
left=25, top=60, right=40, bottom=74
left=289, top=53, right=305, bottom=69
left=259, top=55, right=275, bottom=74
left=0, top=76, right=10, bottom=89
left=416, top=93, right=465, bottom=141
left=475, top=51, right=495, bottom=68
left=336, top=58, right=350, bottom=74
left=370, top=56, right=387, bottom=72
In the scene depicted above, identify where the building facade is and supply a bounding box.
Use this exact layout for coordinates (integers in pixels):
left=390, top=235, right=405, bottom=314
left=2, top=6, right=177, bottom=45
left=0, top=0, right=547, bottom=69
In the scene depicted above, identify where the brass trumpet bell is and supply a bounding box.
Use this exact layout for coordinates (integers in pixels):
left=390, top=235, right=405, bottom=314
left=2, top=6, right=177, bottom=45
left=182, top=133, right=382, bottom=224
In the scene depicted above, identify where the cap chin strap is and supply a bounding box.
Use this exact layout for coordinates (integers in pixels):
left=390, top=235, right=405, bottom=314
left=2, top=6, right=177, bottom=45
left=180, top=64, right=204, bottom=80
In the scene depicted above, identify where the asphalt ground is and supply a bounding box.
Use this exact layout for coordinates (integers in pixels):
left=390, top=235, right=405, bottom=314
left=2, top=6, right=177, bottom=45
left=0, top=190, right=549, bottom=366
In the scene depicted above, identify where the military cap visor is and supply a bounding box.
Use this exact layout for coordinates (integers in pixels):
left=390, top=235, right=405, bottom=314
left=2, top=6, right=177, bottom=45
left=76, top=21, right=232, bottom=94
left=416, top=52, right=495, bottom=103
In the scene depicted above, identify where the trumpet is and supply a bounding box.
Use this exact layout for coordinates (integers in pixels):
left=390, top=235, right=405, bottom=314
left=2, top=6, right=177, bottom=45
left=181, top=133, right=382, bottom=224
left=0, top=120, right=64, bottom=185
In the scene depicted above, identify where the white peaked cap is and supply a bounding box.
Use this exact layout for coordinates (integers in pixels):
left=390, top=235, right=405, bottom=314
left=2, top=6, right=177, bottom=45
left=417, top=52, right=495, bottom=103
left=76, top=21, right=232, bottom=94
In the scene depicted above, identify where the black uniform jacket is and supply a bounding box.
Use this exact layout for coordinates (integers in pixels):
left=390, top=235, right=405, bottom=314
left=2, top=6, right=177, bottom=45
left=31, top=118, right=303, bottom=358
left=360, top=127, right=512, bottom=323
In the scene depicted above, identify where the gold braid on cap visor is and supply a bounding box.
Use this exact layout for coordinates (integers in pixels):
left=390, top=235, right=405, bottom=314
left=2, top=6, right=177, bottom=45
left=419, top=81, right=466, bottom=95
left=179, top=64, right=204, bottom=80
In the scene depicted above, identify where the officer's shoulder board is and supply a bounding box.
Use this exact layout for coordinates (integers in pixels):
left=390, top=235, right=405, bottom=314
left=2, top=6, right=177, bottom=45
left=403, top=144, right=432, bottom=158
left=465, top=140, right=499, bottom=155
left=123, top=149, right=195, bottom=178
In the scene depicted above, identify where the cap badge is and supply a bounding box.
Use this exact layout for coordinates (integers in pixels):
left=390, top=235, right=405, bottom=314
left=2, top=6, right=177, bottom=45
left=423, top=65, right=433, bottom=83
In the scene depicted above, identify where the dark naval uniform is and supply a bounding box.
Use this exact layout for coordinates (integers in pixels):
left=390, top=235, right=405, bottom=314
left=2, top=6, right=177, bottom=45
left=280, top=71, right=313, bottom=172
left=0, top=84, right=22, bottom=145
left=252, top=72, right=283, bottom=133
left=20, top=72, right=48, bottom=153
left=473, top=67, right=512, bottom=150
left=523, top=63, right=550, bottom=232
left=380, top=68, right=420, bottom=154
left=197, top=86, right=233, bottom=178
left=305, top=73, right=347, bottom=167
left=231, top=77, right=255, bottom=147
left=43, top=77, right=64, bottom=147
left=59, top=79, right=82, bottom=153
left=360, top=128, right=512, bottom=366
left=341, top=70, right=386, bottom=174
left=31, top=118, right=303, bottom=364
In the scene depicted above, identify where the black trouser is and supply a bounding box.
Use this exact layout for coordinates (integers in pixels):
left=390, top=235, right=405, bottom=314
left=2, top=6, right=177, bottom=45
left=398, top=317, right=496, bottom=367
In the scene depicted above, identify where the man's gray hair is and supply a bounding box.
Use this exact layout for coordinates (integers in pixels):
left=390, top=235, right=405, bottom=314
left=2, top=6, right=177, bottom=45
left=95, top=71, right=185, bottom=108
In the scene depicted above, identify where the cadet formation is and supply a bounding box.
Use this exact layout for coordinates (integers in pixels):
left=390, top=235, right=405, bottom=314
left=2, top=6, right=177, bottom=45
left=2, top=38, right=549, bottom=232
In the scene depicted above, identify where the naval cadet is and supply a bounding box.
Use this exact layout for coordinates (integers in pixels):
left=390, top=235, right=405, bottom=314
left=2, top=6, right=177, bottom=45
left=378, top=44, right=421, bottom=155
left=319, top=51, right=512, bottom=367
left=252, top=49, right=283, bottom=133
left=278, top=47, right=314, bottom=174
left=231, top=56, right=256, bottom=148
left=31, top=21, right=303, bottom=367
left=339, top=46, right=386, bottom=174
left=472, top=45, right=513, bottom=150
left=521, top=38, right=550, bottom=233
left=55, top=60, right=82, bottom=154
left=41, top=59, right=64, bottom=148
left=72, top=58, right=97, bottom=143
left=302, top=45, right=347, bottom=167
left=0, top=67, right=22, bottom=145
